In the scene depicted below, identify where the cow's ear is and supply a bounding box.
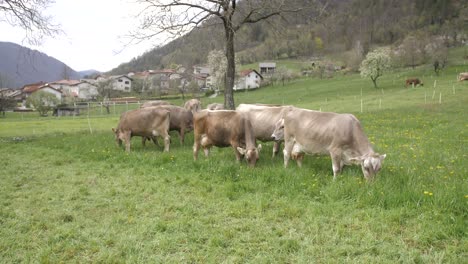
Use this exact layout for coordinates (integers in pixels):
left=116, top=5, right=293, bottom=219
left=380, top=154, right=386, bottom=161
left=237, top=147, right=246, bottom=155
left=257, top=144, right=262, bottom=152
left=112, top=128, right=116, bottom=133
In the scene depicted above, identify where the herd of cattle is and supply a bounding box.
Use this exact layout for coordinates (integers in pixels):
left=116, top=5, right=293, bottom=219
left=112, top=99, right=386, bottom=181
left=404, top=72, right=468, bottom=88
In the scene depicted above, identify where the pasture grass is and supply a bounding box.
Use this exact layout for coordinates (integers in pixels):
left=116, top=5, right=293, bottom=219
left=0, top=63, right=467, bottom=262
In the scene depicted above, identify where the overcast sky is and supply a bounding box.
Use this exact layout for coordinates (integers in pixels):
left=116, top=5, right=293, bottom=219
left=0, top=0, right=158, bottom=72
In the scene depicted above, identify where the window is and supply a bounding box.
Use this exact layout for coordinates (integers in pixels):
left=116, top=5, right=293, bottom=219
left=125, top=81, right=129, bottom=84
left=118, top=79, right=123, bottom=82
left=125, top=87, right=130, bottom=90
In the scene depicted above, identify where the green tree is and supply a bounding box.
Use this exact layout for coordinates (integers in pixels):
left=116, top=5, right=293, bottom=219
left=27, top=91, right=59, bottom=116
left=359, top=48, right=392, bottom=89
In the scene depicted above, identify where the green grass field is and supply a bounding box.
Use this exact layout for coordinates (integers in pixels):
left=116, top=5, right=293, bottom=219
left=1, top=59, right=467, bottom=262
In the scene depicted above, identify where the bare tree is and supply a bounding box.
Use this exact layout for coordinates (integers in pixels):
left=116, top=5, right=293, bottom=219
left=0, top=0, right=61, bottom=46
left=131, top=0, right=304, bottom=109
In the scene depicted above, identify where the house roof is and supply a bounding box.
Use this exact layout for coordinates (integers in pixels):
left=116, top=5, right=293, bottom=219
left=259, top=62, right=276, bottom=68
left=239, top=69, right=263, bottom=79
left=37, top=84, right=63, bottom=94
left=22, top=81, right=46, bottom=93
left=50, top=79, right=81, bottom=86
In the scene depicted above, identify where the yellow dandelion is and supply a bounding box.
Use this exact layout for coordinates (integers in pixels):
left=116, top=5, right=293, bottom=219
left=429, top=193, right=433, bottom=196
left=424, top=191, right=429, bottom=195
left=464, top=195, right=468, bottom=199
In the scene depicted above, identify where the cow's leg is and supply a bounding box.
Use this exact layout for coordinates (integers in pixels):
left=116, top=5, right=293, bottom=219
left=124, top=132, right=131, bottom=152
left=141, top=137, right=147, bottom=147
left=193, top=133, right=201, bottom=160
left=163, top=134, right=170, bottom=152
left=151, top=136, right=160, bottom=147
left=179, top=128, right=185, bottom=145
left=272, top=141, right=281, bottom=158
left=330, top=151, right=343, bottom=180
left=203, top=147, right=210, bottom=157
left=283, top=139, right=294, bottom=168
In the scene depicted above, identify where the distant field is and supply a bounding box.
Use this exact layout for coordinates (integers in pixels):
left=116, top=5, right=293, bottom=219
left=0, top=61, right=467, bottom=262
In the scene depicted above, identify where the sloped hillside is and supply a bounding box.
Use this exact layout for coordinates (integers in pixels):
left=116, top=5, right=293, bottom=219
left=0, top=42, right=81, bottom=88
left=109, top=0, right=467, bottom=74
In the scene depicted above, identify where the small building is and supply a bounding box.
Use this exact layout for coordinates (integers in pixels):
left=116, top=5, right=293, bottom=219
left=259, top=62, right=276, bottom=75
left=234, top=69, right=263, bottom=91
left=109, top=75, right=133, bottom=92
left=193, top=65, right=211, bottom=77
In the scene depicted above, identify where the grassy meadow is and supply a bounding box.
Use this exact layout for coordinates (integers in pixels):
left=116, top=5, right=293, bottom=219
left=1, top=58, right=467, bottom=262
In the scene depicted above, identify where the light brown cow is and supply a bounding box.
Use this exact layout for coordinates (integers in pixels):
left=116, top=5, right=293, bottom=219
left=206, top=103, right=225, bottom=110
left=112, top=108, right=171, bottom=152
left=405, top=78, right=423, bottom=88
left=140, top=100, right=171, bottom=108
left=272, top=107, right=386, bottom=181
left=184, top=99, right=202, bottom=114
left=236, top=103, right=289, bottom=157
left=458, top=72, right=468, bottom=81
left=144, top=105, right=193, bottom=145
left=193, top=110, right=261, bottom=167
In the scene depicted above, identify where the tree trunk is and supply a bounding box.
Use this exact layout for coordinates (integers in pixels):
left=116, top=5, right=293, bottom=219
left=371, top=77, right=378, bottom=88
left=224, top=24, right=236, bottom=110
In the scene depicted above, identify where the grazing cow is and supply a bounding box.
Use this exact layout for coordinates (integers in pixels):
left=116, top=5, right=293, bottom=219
left=144, top=105, right=193, bottom=145
left=236, top=103, right=289, bottom=157
left=184, top=99, right=202, bottom=114
left=206, top=103, right=225, bottom=110
left=405, top=78, right=423, bottom=88
left=458, top=72, right=468, bottom=81
left=272, top=107, right=386, bottom=181
left=141, top=100, right=171, bottom=108
left=193, top=110, right=261, bottom=167
left=112, top=108, right=171, bottom=152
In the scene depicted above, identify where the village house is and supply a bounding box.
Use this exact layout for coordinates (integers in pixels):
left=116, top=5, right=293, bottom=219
left=259, top=62, right=276, bottom=75
left=234, top=69, right=263, bottom=91
left=109, top=75, right=133, bottom=92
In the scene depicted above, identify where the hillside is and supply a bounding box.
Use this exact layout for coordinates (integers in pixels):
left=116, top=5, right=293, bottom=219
left=0, top=42, right=81, bottom=89
left=109, top=0, right=467, bottom=74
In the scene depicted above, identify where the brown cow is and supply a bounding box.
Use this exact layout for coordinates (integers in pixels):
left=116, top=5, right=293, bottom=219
left=140, top=100, right=171, bottom=108
left=184, top=99, right=202, bottom=114
left=206, top=103, right=224, bottom=110
left=193, top=110, right=262, bottom=167
left=236, top=103, right=289, bottom=157
left=272, top=107, right=386, bottom=181
left=112, top=108, right=171, bottom=152
left=405, top=78, right=423, bottom=88
left=144, top=105, right=193, bottom=145
left=458, top=72, right=468, bottom=81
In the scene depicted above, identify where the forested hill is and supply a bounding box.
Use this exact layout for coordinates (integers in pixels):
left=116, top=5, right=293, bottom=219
left=109, top=0, right=467, bottom=75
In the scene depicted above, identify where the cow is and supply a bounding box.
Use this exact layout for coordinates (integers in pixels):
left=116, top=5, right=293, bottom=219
left=405, top=78, right=423, bottom=88
left=112, top=108, right=171, bottom=152
left=143, top=105, right=193, bottom=145
left=272, top=107, right=386, bottom=181
left=193, top=110, right=262, bottom=167
left=206, top=103, right=225, bottom=110
left=141, top=100, right=171, bottom=108
left=184, top=99, right=202, bottom=114
left=458, top=72, right=468, bottom=81
left=236, top=103, right=289, bottom=157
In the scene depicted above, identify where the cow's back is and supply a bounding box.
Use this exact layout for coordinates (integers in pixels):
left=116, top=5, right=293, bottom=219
left=194, top=110, right=244, bottom=147
left=284, top=108, right=369, bottom=154
left=236, top=104, right=288, bottom=141
left=118, top=108, right=170, bottom=136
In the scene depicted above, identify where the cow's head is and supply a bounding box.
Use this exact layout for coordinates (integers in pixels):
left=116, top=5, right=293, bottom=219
left=271, top=118, right=285, bottom=141
left=237, top=144, right=262, bottom=167
left=112, top=128, right=123, bottom=146
left=350, top=153, right=386, bottom=181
